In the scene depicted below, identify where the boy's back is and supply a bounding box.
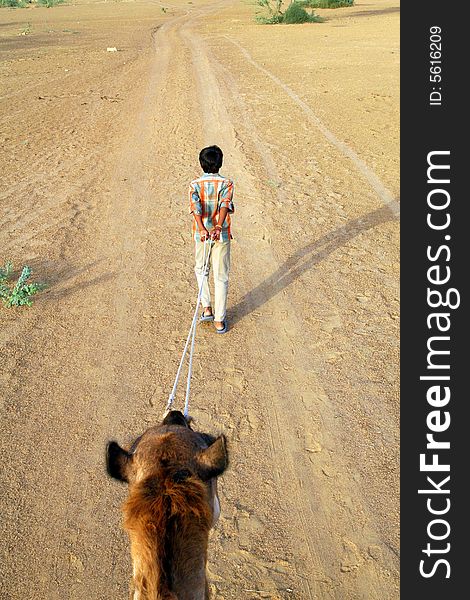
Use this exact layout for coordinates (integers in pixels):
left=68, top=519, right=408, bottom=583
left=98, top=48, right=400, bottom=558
left=189, top=172, right=234, bottom=243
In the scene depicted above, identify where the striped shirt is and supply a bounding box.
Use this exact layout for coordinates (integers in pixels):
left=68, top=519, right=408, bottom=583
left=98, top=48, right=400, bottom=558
left=189, top=173, right=234, bottom=242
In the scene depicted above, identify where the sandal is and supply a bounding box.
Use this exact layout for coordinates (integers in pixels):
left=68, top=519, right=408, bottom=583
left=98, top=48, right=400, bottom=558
left=200, top=310, right=214, bottom=323
left=215, top=321, right=227, bottom=334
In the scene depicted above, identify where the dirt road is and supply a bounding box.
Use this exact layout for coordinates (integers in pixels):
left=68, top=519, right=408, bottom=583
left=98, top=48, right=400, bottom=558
left=0, top=1, right=399, bottom=598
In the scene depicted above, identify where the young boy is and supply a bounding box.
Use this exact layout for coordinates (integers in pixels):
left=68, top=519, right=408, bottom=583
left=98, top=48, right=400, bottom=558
left=188, top=145, right=234, bottom=334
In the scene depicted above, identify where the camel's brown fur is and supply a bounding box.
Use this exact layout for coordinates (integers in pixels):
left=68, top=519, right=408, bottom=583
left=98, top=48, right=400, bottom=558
left=106, top=411, right=228, bottom=600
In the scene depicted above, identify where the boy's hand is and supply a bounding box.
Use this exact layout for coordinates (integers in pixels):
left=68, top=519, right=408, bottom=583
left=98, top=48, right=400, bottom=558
left=210, top=225, right=223, bottom=241
left=199, top=227, right=209, bottom=241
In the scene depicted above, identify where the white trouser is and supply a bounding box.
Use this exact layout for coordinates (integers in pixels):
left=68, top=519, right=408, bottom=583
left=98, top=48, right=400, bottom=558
left=194, top=240, right=231, bottom=322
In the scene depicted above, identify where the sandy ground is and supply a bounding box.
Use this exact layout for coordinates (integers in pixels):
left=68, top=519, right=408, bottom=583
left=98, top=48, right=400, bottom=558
left=0, top=1, right=399, bottom=598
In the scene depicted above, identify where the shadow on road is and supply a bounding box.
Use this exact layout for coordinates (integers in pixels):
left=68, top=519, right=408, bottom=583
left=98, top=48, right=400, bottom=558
left=28, top=258, right=116, bottom=302
left=228, top=203, right=398, bottom=328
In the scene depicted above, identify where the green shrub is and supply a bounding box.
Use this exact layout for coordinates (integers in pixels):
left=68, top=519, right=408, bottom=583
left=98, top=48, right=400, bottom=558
left=0, top=261, right=13, bottom=283
left=256, top=0, right=323, bottom=24
left=256, top=0, right=283, bottom=17
left=36, top=0, right=64, bottom=6
left=283, top=2, right=321, bottom=23
left=0, top=0, right=28, bottom=6
left=256, top=14, right=284, bottom=24
left=300, top=0, right=354, bottom=7
left=0, top=262, right=46, bottom=308
left=0, top=0, right=65, bottom=5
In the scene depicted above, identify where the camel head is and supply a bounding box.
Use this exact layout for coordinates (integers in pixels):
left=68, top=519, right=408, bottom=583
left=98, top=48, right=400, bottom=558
left=106, top=410, right=228, bottom=599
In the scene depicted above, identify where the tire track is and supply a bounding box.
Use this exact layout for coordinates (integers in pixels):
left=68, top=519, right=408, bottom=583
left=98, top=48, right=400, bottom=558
left=222, top=36, right=400, bottom=218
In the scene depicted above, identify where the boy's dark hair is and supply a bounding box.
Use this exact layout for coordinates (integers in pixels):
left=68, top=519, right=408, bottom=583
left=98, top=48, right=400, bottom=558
left=199, top=145, right=223, bottom=174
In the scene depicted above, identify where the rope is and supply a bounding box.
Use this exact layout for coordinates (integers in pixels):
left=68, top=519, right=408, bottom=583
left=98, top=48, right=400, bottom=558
left=164, top=238, right=213, bottom=418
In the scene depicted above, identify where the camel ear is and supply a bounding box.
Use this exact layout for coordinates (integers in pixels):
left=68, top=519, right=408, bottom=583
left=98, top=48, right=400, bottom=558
left=106, top=441, right=131, bottom=482
left=194, top=435, right=228, bottom=481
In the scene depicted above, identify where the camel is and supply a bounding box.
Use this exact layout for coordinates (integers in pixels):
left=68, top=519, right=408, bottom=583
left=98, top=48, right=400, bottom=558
left=106, top=410, right=228, bottom=600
